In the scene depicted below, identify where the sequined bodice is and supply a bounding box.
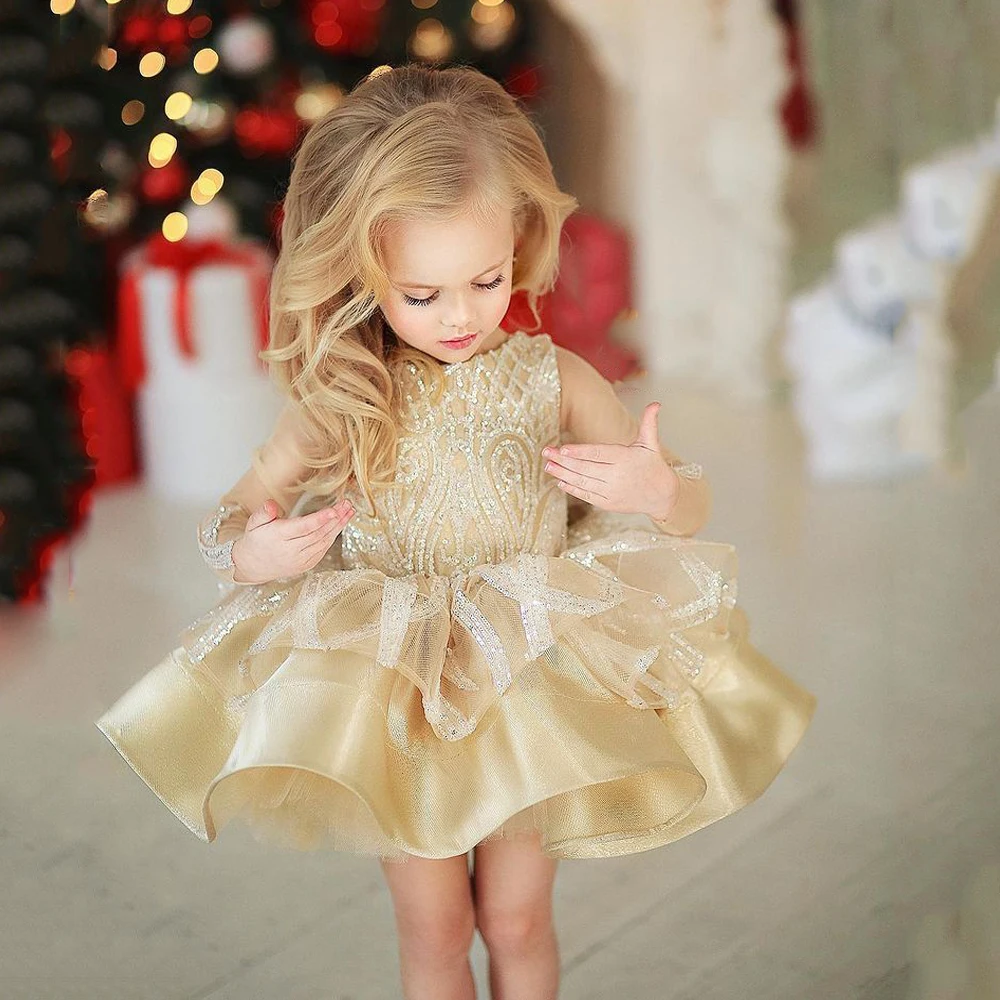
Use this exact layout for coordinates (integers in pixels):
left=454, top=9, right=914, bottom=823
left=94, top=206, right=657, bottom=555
left=336, top=331, right=567, bottom=578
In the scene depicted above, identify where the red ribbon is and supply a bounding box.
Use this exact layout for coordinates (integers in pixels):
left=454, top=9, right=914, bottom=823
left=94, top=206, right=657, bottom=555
left=117, top=234, right=272, bottom=392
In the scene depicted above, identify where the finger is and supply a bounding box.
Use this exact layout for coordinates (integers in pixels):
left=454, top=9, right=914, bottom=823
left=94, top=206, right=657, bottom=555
left=247, top=499, right=281, bottom=529
left=635, top=402, right=662, bottom=449
left=299, top=520, right=347, bottom=559
left=544, top=456, right=610, bottom=491
left=548, top=442, right=620, bottom=463
left=297, top=508, right=353, bottom=544
left=284, top=503, right=352, bottom=539
left=543, top=451, right=610, bottom=475
left=549, top=466, right=609, bottom=501
left=556, top=479, right=603, bottom=505
left=298, top=514, right=345, bottom=549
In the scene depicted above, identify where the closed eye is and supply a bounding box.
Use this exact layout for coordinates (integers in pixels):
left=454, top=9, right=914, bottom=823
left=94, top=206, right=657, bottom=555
left=403, top=272, right=506, bottom=307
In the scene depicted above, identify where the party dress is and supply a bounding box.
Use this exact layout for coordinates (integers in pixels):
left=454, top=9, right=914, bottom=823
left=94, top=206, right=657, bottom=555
left=96, top=330, right=816, bottom=861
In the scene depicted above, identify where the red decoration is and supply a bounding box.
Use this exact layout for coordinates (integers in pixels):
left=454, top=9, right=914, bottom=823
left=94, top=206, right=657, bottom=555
left=49, top=127, right=73, bottom=183
left=300, top=0, right=384, bottom=56
left=117, top=234, right=273, bottom=392
left=138, top=157, right=189, bottom=204
left=501, top=212, right=640, bottom=382
left=774, top=0, right=818, bottom=148
left=64, top=344, right=137, bottom=487
left=503, top=63, right=542, bottom=103
left=118, top=10, right=194, bottom=60
left=234, top=106, right=301, bottom=158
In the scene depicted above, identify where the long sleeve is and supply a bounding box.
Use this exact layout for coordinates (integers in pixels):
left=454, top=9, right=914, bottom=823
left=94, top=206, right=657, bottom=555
left=555, top=346, right=712, bottom=537
left=196, top=399, right=313, bottom=585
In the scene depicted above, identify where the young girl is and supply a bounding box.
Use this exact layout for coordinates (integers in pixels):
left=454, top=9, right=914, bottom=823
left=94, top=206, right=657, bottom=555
left=97, top=64, right=817, bottom=1000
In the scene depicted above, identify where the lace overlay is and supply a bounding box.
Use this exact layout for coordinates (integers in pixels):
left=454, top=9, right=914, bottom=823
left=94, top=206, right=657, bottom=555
left=339, top=331, right=567, bottom=578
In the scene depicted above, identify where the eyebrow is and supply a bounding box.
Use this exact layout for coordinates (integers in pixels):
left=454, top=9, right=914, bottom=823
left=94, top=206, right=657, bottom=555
left=395, top=258, right=506, bottom=290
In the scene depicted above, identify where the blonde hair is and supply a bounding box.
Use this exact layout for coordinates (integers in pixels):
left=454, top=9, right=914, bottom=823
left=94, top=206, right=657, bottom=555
left=261, top=63, right=579, bottom=516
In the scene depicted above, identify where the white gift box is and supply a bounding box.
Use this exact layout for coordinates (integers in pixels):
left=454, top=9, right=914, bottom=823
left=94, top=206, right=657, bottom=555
left=138, top=369, right=285, bottom=504
left=121, top=240, right=283, bottom=504
left=902, top=146, right=996, bottom=261
left=834, top=216, right=941, bottom=330
left=784, top=281, right=897, bottom=391
left=784, top=281, right=931, bottom=481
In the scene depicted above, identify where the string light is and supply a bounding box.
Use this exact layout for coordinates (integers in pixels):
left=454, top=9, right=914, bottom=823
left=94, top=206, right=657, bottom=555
left=190, top=168, right=224, bottom=204
left=121, top=100, right=145, bottom=125
left=166, top=0, right=193, bottom=12
left=469, top=0, right=515, bottom=48
left=410, top=18, right=453, bottom=61
left=50, top=0, right=75, bottom=13
left=148, top=132, right=178, bottom=168
left=162, top=212, right=188, bottom=242
left=192, top=47, right=219, bottom=74
left=139, top=52, right=166, bottom=77
left=411, top=0, right=438, bottom=9
left=97, top=46, right=117, bottom=70
left=164, top=92, right=193, bottom=120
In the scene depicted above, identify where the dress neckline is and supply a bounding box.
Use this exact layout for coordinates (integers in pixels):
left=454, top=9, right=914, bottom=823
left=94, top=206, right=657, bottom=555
left=441, top=330, right=520, bottom=372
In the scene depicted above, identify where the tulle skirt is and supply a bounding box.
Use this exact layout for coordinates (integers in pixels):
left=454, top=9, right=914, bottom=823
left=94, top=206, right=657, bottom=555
left=96, top=510, right=816, bottom=861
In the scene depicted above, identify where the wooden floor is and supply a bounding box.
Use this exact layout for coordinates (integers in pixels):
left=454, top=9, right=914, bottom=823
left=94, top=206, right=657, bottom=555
left=2, top=368, right=998, bottom=999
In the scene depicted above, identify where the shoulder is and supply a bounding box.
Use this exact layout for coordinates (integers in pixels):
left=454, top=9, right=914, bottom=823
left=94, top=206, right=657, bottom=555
left=553, top=342, right=602, bottom=387
left=551, top=343, right=637, bottom=443
left=552, top=342, right=616, bottom=430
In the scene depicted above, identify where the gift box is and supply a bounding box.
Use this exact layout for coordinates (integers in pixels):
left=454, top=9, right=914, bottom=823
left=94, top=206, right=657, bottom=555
left=784, top=280, right=928, bottom=481
left=117, top=234, right=284, bottom=504
left=834, top=216, right=941, bottom=332
left=902, top=146, right=997, bottom=262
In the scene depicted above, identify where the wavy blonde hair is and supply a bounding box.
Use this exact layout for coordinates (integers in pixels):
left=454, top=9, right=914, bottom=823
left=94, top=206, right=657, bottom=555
left=261, top=63, right=579, bottom=517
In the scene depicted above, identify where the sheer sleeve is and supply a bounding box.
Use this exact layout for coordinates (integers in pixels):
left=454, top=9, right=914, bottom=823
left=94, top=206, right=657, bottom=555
left=196, top=399, right=313, bottom=585
left=555, top=346, right=712, bottom=537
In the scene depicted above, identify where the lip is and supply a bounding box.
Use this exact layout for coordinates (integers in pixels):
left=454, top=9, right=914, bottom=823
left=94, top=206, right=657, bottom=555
left=440, top=333, right=477, bottom=349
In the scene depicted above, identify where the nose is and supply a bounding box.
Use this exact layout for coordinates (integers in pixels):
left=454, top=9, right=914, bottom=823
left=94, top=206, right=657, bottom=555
left=441, top=291, right=475, bottom=331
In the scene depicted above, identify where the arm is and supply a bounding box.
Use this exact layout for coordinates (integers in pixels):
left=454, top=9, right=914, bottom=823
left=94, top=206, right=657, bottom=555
left=555, top=346, right=712, bottom=536
left=196, top=400, right=313, bottom=584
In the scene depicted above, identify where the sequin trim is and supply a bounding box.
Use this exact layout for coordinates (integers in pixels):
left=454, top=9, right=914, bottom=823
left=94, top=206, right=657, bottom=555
left=183, top=585, right=289, bottom=663
left=671, top=462, right=704, bottom=480
left=196, top=502, right=250, bottom=571
left=377, top=577, right=418, bottom=668
left=452, top=587, right=510, bottom=694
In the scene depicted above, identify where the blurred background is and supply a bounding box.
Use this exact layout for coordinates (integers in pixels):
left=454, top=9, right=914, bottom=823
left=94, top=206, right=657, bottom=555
left=1, top=1, right=999, bottom=998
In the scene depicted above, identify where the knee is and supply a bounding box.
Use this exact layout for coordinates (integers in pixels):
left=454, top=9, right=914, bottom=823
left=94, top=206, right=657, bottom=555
left=396, top=904, right=476, bottom=964
left=475, top=901, right=554, bottom=957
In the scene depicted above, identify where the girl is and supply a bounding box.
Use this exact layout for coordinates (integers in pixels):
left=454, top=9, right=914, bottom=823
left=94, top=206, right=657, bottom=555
left=97, top=64, right=817, bottom=1000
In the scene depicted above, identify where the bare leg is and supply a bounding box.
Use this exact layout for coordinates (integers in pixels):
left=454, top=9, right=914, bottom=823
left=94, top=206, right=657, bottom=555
left=380, top=852, right=478, bottom=1000
left=472, top=831, right=561, bottom=1000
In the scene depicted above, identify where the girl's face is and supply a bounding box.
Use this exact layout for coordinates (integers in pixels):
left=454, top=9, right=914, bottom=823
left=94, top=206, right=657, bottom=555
left=379, top=206, right=515, bottom=364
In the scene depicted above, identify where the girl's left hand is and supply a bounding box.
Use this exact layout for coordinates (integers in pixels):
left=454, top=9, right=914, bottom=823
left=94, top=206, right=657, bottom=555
left=541, top=402, right=680, bottom=522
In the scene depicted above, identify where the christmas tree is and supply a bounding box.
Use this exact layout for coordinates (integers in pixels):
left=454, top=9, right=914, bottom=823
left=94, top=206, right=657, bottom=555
left=93, top=0, right=542, bottom=242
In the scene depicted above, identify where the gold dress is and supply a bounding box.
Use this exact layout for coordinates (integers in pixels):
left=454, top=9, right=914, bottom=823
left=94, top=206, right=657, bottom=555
left=96, top=331, right=817, bottom=862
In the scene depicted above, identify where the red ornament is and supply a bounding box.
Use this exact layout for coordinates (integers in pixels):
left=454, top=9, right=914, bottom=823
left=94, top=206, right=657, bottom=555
left=504, top=63, right=542, bottom=102
left=138, top=157, right=189, bottom=204
left=234, top=106, right=301, bottom=158
left=119, top=13, right=159, bottom=50
left=118, top=8, right=195, bottom=59
left=774, top=0, right=818, bottom=148
left=301, top=0, right=384, bottom=56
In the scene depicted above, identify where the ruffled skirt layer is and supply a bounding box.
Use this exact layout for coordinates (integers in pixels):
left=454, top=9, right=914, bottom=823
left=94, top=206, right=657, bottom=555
left=96, top=516, right=817, bottom=861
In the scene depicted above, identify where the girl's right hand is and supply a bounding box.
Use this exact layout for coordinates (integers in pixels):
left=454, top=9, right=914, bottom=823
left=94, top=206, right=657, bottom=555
left=230, top=497, right=355, bottom=585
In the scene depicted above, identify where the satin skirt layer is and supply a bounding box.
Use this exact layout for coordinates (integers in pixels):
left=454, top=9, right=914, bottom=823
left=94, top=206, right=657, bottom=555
left=96, top=513, right=817, bottom=861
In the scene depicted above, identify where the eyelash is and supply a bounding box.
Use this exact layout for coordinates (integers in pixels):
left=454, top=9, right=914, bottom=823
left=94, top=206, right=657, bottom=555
left=403, top=273, right=506, bottom=307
